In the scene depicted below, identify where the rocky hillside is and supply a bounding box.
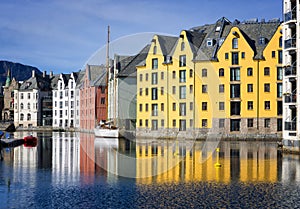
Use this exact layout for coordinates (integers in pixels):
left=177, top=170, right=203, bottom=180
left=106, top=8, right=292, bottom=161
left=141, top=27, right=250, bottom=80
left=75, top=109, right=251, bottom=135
left=0, top=61, right=42, bottom=85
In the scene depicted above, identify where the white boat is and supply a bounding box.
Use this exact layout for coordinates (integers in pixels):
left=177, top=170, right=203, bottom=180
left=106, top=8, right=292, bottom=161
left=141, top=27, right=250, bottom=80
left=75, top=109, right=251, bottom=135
left=94, top=121, right=119, bottom=138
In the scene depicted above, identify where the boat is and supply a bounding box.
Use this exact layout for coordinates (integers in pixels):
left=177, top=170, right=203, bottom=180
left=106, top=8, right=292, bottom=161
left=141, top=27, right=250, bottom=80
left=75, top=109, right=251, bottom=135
left=94, top=26, right=119, bottom=138
left=94, top=121, right=119, bottom=138
left=23, top=135, right=37, bottom=143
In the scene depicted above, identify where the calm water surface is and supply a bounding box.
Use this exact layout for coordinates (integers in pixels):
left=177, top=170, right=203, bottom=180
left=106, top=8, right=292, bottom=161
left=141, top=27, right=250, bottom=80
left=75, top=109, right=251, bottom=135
left=1, top=132, right=300, bottom=208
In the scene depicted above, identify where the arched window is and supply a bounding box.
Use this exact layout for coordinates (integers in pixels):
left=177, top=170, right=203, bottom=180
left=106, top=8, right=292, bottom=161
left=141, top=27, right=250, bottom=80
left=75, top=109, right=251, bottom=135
left=153, top=46, right=157, bottom=55
left=20, top=113, right=24, bottom=121
left=181, top=42, right=185, bottom=51
left=20, top=103, right=23, bottom=110
left=219, top=68, right=224, bottom=77
left=279, top=36, right=282, bottom=48
left=28, top=103, right=30, bottom=109
left=27, top=113, right=31, bottom=121
left=232, top=38, right=238, bottom=49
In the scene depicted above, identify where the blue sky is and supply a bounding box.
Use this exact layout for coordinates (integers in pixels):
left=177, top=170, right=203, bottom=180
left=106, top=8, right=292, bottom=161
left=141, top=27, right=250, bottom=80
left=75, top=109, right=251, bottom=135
left=0, top=0, right=282, bottom=74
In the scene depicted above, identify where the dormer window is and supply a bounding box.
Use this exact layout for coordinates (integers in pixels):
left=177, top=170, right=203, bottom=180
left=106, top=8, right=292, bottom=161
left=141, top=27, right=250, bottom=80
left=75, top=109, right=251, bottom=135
left=259, top=37, right=267, bottom=45
left=207, top=39, right=214, bottom=47
left=181, top=42, right=185, bottom=51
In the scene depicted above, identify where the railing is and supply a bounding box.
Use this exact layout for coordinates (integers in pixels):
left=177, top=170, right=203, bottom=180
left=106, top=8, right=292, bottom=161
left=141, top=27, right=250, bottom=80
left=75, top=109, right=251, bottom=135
left=285, top=121, right=297, bottom=131
left=284, top=65, right=296, bottom=76
left=284, top=94, right=297, bottom=103
left=284, top=38, right=296, bottom=49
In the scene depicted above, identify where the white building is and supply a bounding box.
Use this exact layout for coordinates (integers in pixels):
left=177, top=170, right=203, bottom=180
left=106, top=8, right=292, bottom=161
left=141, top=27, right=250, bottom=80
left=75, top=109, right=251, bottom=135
left=53, top=72, right=80, bottom=128
left=283, top=0, right=300, bottom=151
left=14, top=70, right=52, bottom=128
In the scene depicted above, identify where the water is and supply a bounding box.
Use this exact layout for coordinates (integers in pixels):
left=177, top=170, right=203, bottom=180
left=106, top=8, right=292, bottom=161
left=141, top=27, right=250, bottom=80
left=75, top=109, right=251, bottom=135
left=1, top=132, right=300, bottom=208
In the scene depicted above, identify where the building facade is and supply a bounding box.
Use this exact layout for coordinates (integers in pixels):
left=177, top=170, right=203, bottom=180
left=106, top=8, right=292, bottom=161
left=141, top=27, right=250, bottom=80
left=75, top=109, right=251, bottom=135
left=136, top=18, right=282, bottom=139
left=282, top=0, right=300, bottom=151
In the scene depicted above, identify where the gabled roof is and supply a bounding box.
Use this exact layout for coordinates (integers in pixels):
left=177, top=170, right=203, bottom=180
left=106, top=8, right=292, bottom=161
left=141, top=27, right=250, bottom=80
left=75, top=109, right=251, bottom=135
left=50, top=74, right=60, bottom=90
left=19, top=74, right=51, bottom=91
left=117, top=44, right=151, bottom=77
left=157, top=35, right=178, bottom=56
left=87, top=65, right=107, bottom=87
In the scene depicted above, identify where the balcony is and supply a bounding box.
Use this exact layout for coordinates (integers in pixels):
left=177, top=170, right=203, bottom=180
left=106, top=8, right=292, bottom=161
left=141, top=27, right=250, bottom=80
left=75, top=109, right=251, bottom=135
left=284, top=10, right=296, bottom=22
left=284, top=121, right=296, bottom=131
left=284, top=65, right=296, bottom=76
left=284, top=38, right=296, bottom=49
left=284, top=94, right=297, bottom=103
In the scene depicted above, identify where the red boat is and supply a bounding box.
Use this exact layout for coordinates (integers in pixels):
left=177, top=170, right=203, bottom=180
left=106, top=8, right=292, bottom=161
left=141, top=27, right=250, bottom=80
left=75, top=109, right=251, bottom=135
left=23, top=135, right=37, bottom=143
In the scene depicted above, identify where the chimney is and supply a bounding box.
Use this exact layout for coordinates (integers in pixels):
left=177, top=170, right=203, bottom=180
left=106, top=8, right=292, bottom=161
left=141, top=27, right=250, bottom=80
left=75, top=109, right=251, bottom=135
left=43, top=71, right=46, bottom=78
left=32, top=70, right=35, bottom=78
left=50, top=71, right=53, bottom=78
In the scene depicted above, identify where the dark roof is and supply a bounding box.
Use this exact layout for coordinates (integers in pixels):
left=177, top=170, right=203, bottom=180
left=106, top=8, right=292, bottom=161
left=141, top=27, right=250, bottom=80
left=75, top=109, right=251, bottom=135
left=117, top=44, right=151, bottom=77
left=157, top=35, right=178, bottom=55
left=193, top=17, right=281, bottom=61
left=19, top=74, right=51, bottom=91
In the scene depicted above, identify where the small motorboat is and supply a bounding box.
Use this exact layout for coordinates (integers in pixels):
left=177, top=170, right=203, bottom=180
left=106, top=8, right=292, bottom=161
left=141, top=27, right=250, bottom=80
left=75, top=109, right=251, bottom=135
left=23, top=135, right=37, bottom=143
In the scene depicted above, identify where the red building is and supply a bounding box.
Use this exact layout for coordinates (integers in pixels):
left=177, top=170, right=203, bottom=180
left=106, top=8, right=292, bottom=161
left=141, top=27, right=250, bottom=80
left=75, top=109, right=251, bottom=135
left=80, top=64, right=107, bottom=131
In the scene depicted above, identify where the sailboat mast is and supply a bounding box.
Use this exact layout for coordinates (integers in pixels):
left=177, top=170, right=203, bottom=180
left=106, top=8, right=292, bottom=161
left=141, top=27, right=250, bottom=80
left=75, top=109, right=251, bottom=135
left=106, top=25, right=110, bottom=121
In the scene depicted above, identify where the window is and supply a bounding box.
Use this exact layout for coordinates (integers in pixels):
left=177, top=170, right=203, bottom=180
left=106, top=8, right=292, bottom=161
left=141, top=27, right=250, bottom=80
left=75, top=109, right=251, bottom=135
left=65, top=101, right=68, bottom=106
left=145, top=88, right=149, bottom=96
left=259, top=37, right=266, bottom=45
left=202, top=102, right=207, bottom=111
left=202, top=119, right=207, bottom=127
left=172, top=71, right=176, bottom=79
left=151, top=88, right=158, bottom=100
left=264, top=118, right=270, bottom=128
left=247, top=119, right=254, bottom=128
left=145, top=104, right=149, bottom=112
left=20, top=103, right=23, bottom=110
left=277, top=67, right=283, bottom=80
left=152, top=58, right=158, bottom=69
left=139, top=119, right=142, bottom=126
left=230, top=68, right=240, bottom=81
left=202, top=69, right=207, bottom=77
left=27, top=93, right=30, bottom=99
left=247, top=68, right=253, bottom=76
left=277, top=83, right=282, bottom=98
left=172, top=103, right=176, bottom=111
left=264, top=83, right=270, bottom=92
left=219, top=119, right=225, bottom=128
left=181, top=42, right=185, bottom=51
left=225, top=53, right=229, bottom=60
left=179, top=70, right=186, bottom=82
left=139, top=104, right=142, bottom=112
left=145, top=73, right=149, bottom=81
left=189, top=85, right=193, bottom=94
left=152, top=104, right=158, bottom=116
left=20, top=113, right=24, bottom=121
left=173, top=119, right=176, bottom=127
left=179, top=119, right=186, bottom=131
left=139, top=88, right=142, bottom=96
left=152, top=73, right=158, bottom=84
left=219, top=84, right=224, bottom=93
left=172, top=86, right=176, bottom=94
left=190, top=102, right=193, bottom=111
left=21, top=93, right=24, bottom=99
left=179, top=86, right=186, bottom=99
left=189, top=69, right=193, bottom=77
left=161, top=119, right=164, bottom=128
left=145, top=119, right=148, bottom=127
left=264, top=67, right=270, bottom=76
left=248, top=101, right=253, bottom=110
left=219, top=68, right=224, bottom=77
left=60, top=91, right=63, bottom=99
left=202, top=85, right=207, bottom=93
left=161, top=87, right=164, bottom=95
left=232, top=52, right=239, bottom=65
left=232, top=38, right=238, bottom=49
left=27, top=103, right=30, bottom=109
left=247, top=84, right=253, bottom=92
left=139, top=74, right=143, bottom=82
left=179, top=103, right=186, bottom=116
left=241, top=52, right=245, bottom=59
left=219, top=102, right=225, bottom=110
left=179, top=55, right=186, bottom=67
left=153, top=46, right=157, bottom=55
left=161, top=72, right=164, bottom=80
left=265, top=101, right=270, bottom=110
left=272, top=51, right=276, bottom=58
left=101, top=98, right=105, bottom=104
left=27, top=114, right=31, bottom=121
left=278, top=50, right=282, bottom=64
left=161, top=103, right=164, bottom=111
left=190, top=119, right=193, bottom=128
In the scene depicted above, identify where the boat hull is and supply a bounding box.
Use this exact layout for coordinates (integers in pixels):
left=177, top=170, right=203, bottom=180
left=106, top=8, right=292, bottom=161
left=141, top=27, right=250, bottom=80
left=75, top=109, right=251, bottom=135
left=94, top=128, right=119, bottom=138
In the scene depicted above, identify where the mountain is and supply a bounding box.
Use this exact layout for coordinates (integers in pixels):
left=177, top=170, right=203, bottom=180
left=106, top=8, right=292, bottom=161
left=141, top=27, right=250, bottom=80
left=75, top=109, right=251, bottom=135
left=0, top=61, right=42, bottom=85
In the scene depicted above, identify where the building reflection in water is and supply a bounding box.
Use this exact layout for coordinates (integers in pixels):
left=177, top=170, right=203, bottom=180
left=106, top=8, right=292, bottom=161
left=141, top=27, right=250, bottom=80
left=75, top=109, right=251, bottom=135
left=52, top=132, right=80, bottom=184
